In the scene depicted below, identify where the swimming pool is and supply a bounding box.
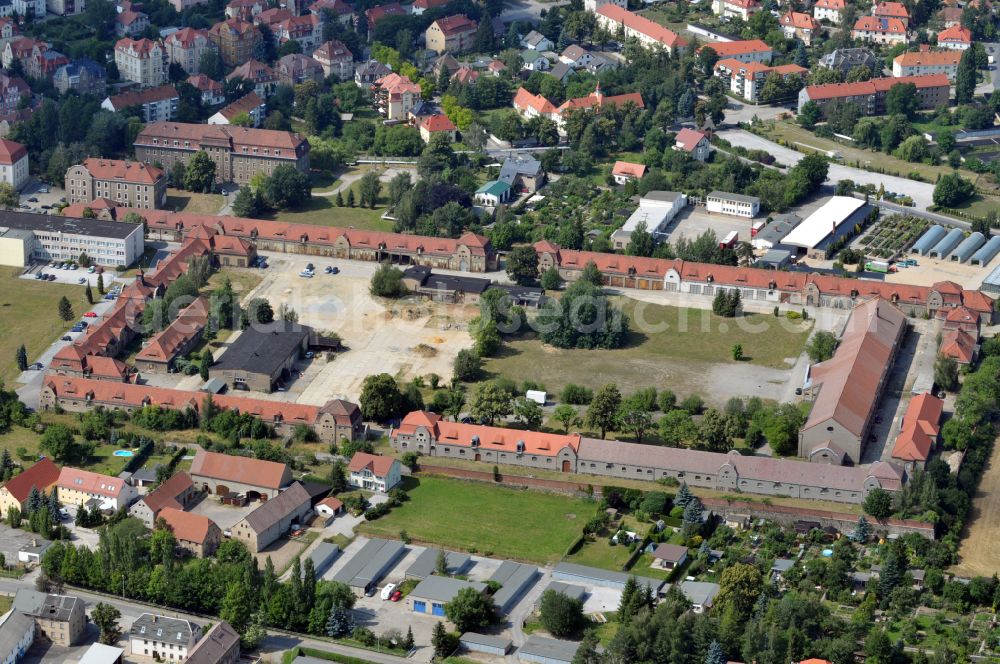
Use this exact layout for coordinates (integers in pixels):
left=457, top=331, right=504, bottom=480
left=113, top=450, right=135, bottom=457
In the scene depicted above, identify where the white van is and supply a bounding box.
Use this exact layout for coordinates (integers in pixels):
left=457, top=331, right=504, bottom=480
left=380, top=583, right=397, bottom=600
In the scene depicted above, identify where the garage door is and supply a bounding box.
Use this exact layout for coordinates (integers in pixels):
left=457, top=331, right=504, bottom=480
left=432, top=603, right=445, bottom=617
left=413, top=601, right=426, bottom=613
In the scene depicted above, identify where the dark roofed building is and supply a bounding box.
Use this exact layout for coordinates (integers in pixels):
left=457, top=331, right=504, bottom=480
left=231, top=482, right=312, bottom=552
left=401, top=266, right=491, bottom=304
left=209, top=322, right=311, bottom=393
left=185, top=620, right=240, bottom=664
left=13, top=590, right=85, bottom=646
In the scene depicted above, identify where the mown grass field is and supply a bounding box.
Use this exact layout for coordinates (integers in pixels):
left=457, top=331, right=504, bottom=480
left=0, top=271, right=90, bottom=384
left=356, top=476, right=598, bottom=564
left=164, top=190, right=225, bottom=215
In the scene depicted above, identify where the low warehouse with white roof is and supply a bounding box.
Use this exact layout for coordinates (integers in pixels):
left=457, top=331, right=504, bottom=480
left=780, top=196, right=870, bottom=259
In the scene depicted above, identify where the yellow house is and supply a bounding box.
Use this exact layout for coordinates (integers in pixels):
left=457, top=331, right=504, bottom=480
left=56, top=467, right=137, bottom=510
left=0, top=458, right=60, bottom=515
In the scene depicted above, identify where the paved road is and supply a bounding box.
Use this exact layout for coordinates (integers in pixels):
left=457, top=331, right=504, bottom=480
left=716, top=129, right=937, bottom=209
left=0, top=573, right=409, bottom=664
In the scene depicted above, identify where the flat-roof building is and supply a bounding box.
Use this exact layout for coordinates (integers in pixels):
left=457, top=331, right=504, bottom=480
left=780, top=197, right=869, bottom=259
left=0, top=210, right=143, bottom=268
left=406, top=548, right=470, bottom=580
left=490, top=561, right=541, bottom=614
left=706, top=191, right=760, bottom=218
left=551, top=562, right=664, bottom=594
left=610, top=191, right=687, bottom=250
left=519, top=635, right=581, bottom=664
left=332, top=538, right=407, bottom=595
left=751, top=213, right=801, bottom=250
left=408, top=576, right=486, bottom=615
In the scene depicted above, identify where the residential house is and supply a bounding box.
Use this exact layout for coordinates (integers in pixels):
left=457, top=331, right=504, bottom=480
left=364, top=2, right=405, bottom=29
left=53, top=58, right=106, bottom=96
left=550, top=84, right=643, bottom=132
left=230, top=481, right=312, bottom=552
left=673, top=127, right=710, bottom=161
left=852, top=16, right=908, bottom=45
left=209, top=91, right=266, bottom=126
left=208, top=18, right=262, bottom=67
left=187, top=73, right=225, bottom=105
left=893, top=49, right=961, bottom=80
left=354, top=59, right=390, bottom=87
left=185, top=621, right=240, bottom=664
left=116, top=8, right=150, bottom=38
left=714, top=59, right=808, bottom=102
left=498, top=152, right=545, bottom=193
left=157, top=507, right=222, bottom=557
left=937, top=25, right=972, bottom=49
left=771, top=558, right=796, bottom=580
left=347, top=452, right=402, bottom=492
left=114, top=38, right=167, bottom=87
left=128, top=614, right=201, bottom=662
left=521, top=29, right=553, bottom=51
left=547, top=62, right=572, bottom=82
left=451, top=65, right=478, bottom=85
left=308, top=0, right=354, bottom=25
left=276, top=53, right=323, bottom=85
left=679, top=581, right=720, bottom=613
left=0, top=73, right=27, bottom=116
left=0, top=610, right=34, bottom=664
left=780, top=11, right=819, bottom=45
left=45, top=0, right=83, bottom=16
left=12, top=590, right=85, bottom=646
left=650, top=543, right=688, bottom=570
left=560, top=44, right=594, bottom=68
left=66, top=159, right=167, bottom=209
left=133, top=298, right=210, bottom=373
left=798, top=298, right=907, bottom=464
left=24, top=46, right=68, bottom=80
left=813, top=0, right=845, bottom=23
left=487, top=59, right=506, bottom=76
left=873, top=1, right=910, bottom=27
left=521, top=49, right=549, bottom=71
left=127, top=471, right=198, bottom=527
left=891, top=392, right=944, bottom=470
left=225, top=0, right=265, bottom=21
left=56, top=467, right=138, bottom=510
left=102, top=85, right=179, bottom=123
left=315, top=399, right=365, bottom=442
left=425, top=15, right=477, bottom=54
left=190, top=449, right=291, bottom=499
left=0, top=458, right=59, bottom=517
left=611, top=160, right=646, bottom=184
left=0, top=137, right=27, bottom=190
left=313, top=40, right=353, bottom=80
left=411, top=0, right=446, bottom=13
left=226, top=59, right=276, bottom=98
left=818, top=48, right=880, bottom=75
left=475, top=180, right=511, bottom=207
left=417, top=113, right=456, bottom=143
left=939, top=6, right=963, bottom=28
left=713, top=0, right=760, bottom=20
left=798, top=75, right=950, bottom=116
left=700, top=38, right=772, bottom=64
left=594, top=5, right=687, bottom=55
left=374, top=72, right=421, bottom=120
left=1, top=36, right=41, bottom=69
left=0, top=17, right=17, bottom=48
left=274, top=14, right=324, bottom=55
left=941, top=328, right=977, bottom=365
left=12, top=0, right=41, bottom=18
left=165, top=28, right=218, bottom=75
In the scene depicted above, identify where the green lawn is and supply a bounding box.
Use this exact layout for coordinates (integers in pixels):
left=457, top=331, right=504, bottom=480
left=0, top=271, right=90, bottom=384
left=265, top=195, right=393, bottom=231
left=164, top=190, right=225, bottom=215
left=356, top=476, right=598, bottom=564
left=484, top=298, right=811, bottom=396
left=566, top=516, right=649, bottom=572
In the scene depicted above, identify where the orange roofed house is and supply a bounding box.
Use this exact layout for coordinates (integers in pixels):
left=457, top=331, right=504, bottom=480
left=134, top=297, right=210, bottom=373
left=65, top=159, right=167, bottom=209
left=513, top=83, right=643, bottom=135
left=56, top=467, right=138, bottom=510
left=347, top=452, right=402, bottom=492
left=128, top=471, right=199, bottom=527
left=189, top=449, right=291, bottom=500
left=425, top=15, right=477, bottom=54
left=891, top=393, right=944, bottom=471
left=594, top=5, right=687, bottom=56
left=612, top=161, right=647, bottom=184
left=157, top=506, right=222, bottom=557
left=0, top=458, right=60, bottom=516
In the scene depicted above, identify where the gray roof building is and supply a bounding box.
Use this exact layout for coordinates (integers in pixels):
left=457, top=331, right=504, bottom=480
left=499, top=154, right=543, bottom=185
left=818, top=48, right=879, bottom=74
left=243, top=482, right=312, bottom=534
left=971, top=235, right=1000, bottom=266
left=552, top=562, right=664, bottom=594
left=332, top=539, right=406, bottom=593
left=490, top=561, right=541, bottom=614
left=308, top=542, right=342, bottom=578
left=949, top=232, right=985, bottom=263
left=771, top=558, right=795, bottom=574
left=211, top=322, right=311, bottom=377
left=929, top=227, right=965, bottom=258
left=0, top=210, right=142, bottom=239
left=185, top=620, right=240, bottom=664
left=911, top=225, right=947, bottom=256
left=406, top=548, right=470, bottom=580
left=128, top=613, right=199, bottom=646
left=410, top=576, right=486, bottom=604
left=752, top=213, right=801, bottom=249
left=460, top=632, right=512, bottom=655
left=679, top=581, right=720, bottom=610
left=13, top=590, right=81, bottom=622
left=545, top=581, right=588, bottom=602
left=0, top=610, right=34, bottom=663
left=519, top=635, right=581, bottom=664
left=755, top=248, right=793, bottom=270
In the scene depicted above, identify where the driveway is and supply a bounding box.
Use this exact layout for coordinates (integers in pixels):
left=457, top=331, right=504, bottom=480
left=716, top=129, right=936, bottom=209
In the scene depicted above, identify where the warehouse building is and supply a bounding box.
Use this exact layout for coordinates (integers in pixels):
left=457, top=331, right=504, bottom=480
left=971, top=235, right=1000, bottom=266
left=545, top=581, right=588, bottom=603
left=705, top=191, right=760, bottom=218
left=911, top=225, right=947, bottom=256
left=406, top=548, right=470, bottom=580
left=490, top=561, right=541, bottom=614
left=610, top=191, right=687, bottom=249
left=780, top=196, right=870, bottom=259
left=519, top=635, right=581, bottom=664
left=551, top=562, right=665, bottom=594
left=460, top=632, right=512, bottom=656
left=209, top=322, right=311, bottom=393
left=751, top=213, right=801, bottom=250
left=308, top=542, right=341, bottom=577
left=332, top=538, right=406, bottom=595
left=408, top=576, right=486, bottom=616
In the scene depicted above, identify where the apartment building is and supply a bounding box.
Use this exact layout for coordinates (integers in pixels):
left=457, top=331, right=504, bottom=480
left=712, top=0, right=760, bottom=20
left=0, top=138, right=27, bottom=190
left=102, top=84, right=179, bottom=122
left=24, top=45, right=68, bottom=80
left=313, top=39, right=353, bottom=80
left=274, top=13, right=323, bottom=55
left=937, top=24, right=972, bottom=50
left=0, top=73, right=27, bottom=115
left=276, top=52, right=323, bottom=86
left=66, top=159, right=167, bottom=209
left=187, top=73, right=225, bottom=105
left=53, top=58, right=106, bottom=96
left=893, top=49, right=961, bottom=80
left=114, top=37, right=168, bottom=87
left=700, top=38, right=772, bottom=64
left=852, top=16, right=908, bottom=45
left=780, top=11, right=820, bottom=45
left=56, top=467, right=138, bottom=510
left=226, top=58, right=275, bottom=97
left=798, top=74, right=950, bottom=116
left=374, top=72, right=421, bottom=120
left=164, top=28, right=218, bottom=75
left=135, top=122, right=309, bottom=186
left=873, top=1, right=910, bottom=27
left=348, top=452, right=402, bottom=492
left=209, top=91, right=266, bottom=126
left=209, top=18, right=262, bottom=67
left=813, top=0, right=845, bottom=23
left=12, top=591, right=85, bottom=646
left=594, top=4, right=687, bottom=55
left=425, top=14, right=477, bottom=54
left=0, top=211, right=145, bottom=268
left=116, top=8, right=150, bottom=37
left=45, top=0, right=82, bottom=16
left=714, top=59, right=808, bottom=102
left=129, top=614, right=201, bottom=662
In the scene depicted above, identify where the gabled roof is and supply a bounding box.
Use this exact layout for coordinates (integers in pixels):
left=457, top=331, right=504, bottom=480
left=78, top=158, right=164, bottom=185
left=347, top=452, right=398, bottom=477
left=874, top=1, right=909, bottom=17
left=158, top=506, right=216, bottom=544
left=105, top=85, right=178, bottom=110
left=804, top=74, right=949, bottom=101
left=186, top=621, right=240, bottom=664
left=612, top=161, right=647, bottom=178
left=513, top=87, right=557, bottom=115
left=595, top=5, right=687, bottom=49
left=674, top=127, right=707, bottom=151
left=139, top=471, right=194, bottom=514
left=419, top=113, right=456, bottom=132
left=700, top=38, right=771, bottom=57
left=393, top=411, right=582, bottom=456
left=240, top=481, right=310, bottom=533
left=0, top=138, right=25, bottom=165
left=190, top=449, right=289, bottom=489
left=781, top=11, right=818, bottom=29
left=57, top=467, right=128, bottom=498
left=215, top=92, right=265, bottom=121
left=430, top=14, right=477, bottom=36
left=853, top=16, right=906, bottom=33
left=938, top=24, right=972, bottom=42
left=940, top=328, right=976, bottom=364
left=1, top=458, right=59, bottom=503
left=891, top=393, right=943, bottom=462
left=894, top=50, right=961, bottom=67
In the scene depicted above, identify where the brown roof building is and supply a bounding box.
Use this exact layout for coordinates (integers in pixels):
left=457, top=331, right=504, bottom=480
left=190, top=449, right=291, bottom=499
left=209, top=91, right=267, bottom=127
left=891, top=393, right=943, bottom=470
left=134, top=297, right=210, bottom=372
left=165, top=28, right=219, bottom=75
left=0, top=458, right=60, bottom=516
left=276, top=53, right=324, bottom=86
left=186, top=621, right=241, bottom=664
left=208, top=18, right=262, bottom=67
left=226, top=58, right=276, bottom=97
left=313, top=39, right=353, bottom=80
left=798, top=75, right=949, bottom=117
left=102, top=84, right=179, bottom=123
left=128, top=471, right=199, bottom=527
left=66, top=159, right=167, bottom=209
left=157, top=507, right=222, bottom=557
left=134, top=122, right=309, bottom=186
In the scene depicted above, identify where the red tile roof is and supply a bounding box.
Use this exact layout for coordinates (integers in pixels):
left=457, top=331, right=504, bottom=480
left=165, top=27, right=211, bottom=48
left=803, top=74, right=949, bottom=101
left=365, top=2, right=404, bottom=26
left=874, top=1, right=909, bottom=17
left=700, top=39, right=771, bottom=57
left=158, top=506, right=216, bottom=544
left=674, top=127, right=707, bottom=151
left=0, top=138, right=26, bottom=165
left=894, top=50, right=961, bottom=67
left=190, top=449, right=289, bottom=489
left=57, top=466, right=129, bottom=498
left=938, top=24, right=972, bottom=43
left=114, top=37, right=161, bottom=57
left=140, top=471, right=194, bottom=514
left=136, top=122, right=307, bottom=153
left=814, top=0, right=845, bottom=10
left=419, top=113, right=456, bottom=132
left=891, top=393, right=943, bottom=462
left=853, top=16, right=906, bottom=33
left=557, top=86, right=644, bottom=113
left=79, top=158, right=164, bottom=185
left=612, top=161, right=647, bottom=178
left=215, top=92, right=265, bottom=120
left=394, top=411, right=582, bottom=455
left=1, top=458, right=59, bottom=503
left=347, top=452, right=398, bottom=477
left=940, top=328, right=976, bottom=364
left=595, top=5, right=687, bottom=49
left=781, top=11, right=819, bottom=29
left=431, top=14, right=477, bottom=36
left=513, top=87, right=558, bottom=115
left=135, top=297, right=209, bottom=364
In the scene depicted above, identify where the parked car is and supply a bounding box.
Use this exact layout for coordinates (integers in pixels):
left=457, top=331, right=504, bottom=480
left=60, top=335, right=71, bottom=341
left=324, top=265, right=334, bottom=274
left=37, top=186, right=49, bottom=194
left=87, top=266, right=96, bottom=273
left=390, top=590, right=402, bottom=602
left=299, top=270, right=313, bottom=278
left=79, top=321, right=88, bottom=328
left=380, top=584, right=397, bottom=600
left=46, top=274, right=55, bottom=281
left=83, top=312, right=98, bottom=318
left=305, top=351, right=315, bottom=359
left=26, top=197, right=37, bottom=202
left=34, top=273, right=44, bottom=280
left=70, top=325, right=83, bottom=332
left=28, top=362, right=43, bottom=370
left=76, top=277, right=86, bottom=284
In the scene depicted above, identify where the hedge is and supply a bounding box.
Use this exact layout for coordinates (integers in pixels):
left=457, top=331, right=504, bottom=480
left=280, top=646, right=379, bottom=664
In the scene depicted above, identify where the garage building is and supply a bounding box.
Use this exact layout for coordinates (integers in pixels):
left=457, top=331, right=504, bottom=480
left=460, top=632, right=512, bottom=656
left=552, top=562, right=665, bottom=594
left=490, top=561, right=541, bottom=614
left=189, top=449, right=292, bottom=500
left=408, top=576, right=486, bottom=616
left=308, top=542, right=341, bottom=578
left=780, top=196, right=870, bottom=259
left=406, top=548, right=470, bottom=580
left=332, top=539, right=406, bottom=595
left=519, top=635, right=581, bottom=664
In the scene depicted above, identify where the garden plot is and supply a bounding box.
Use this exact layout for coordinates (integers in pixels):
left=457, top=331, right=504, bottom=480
left=855, top=215, right=930, bottom=261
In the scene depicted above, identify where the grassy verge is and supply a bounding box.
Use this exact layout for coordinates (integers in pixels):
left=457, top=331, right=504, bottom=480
left=164, top=190, right=225, bottom=215
left=264, top=196, right=392, bottom=231
left=356, top=476, right=598, bottom=564
left=0, top=270, right=90, bottom=384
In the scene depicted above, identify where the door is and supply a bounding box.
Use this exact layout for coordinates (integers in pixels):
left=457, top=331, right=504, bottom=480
left=432, top=603, right=446, bottom=617
left=475, top=453, right=481, bottom=462
left=414, top=601, right=426, bottom=613
left=562, top=460, right=571, bottom=472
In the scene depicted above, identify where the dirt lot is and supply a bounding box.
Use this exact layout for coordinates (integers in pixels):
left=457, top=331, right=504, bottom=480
left=239, top=255, right=474, bottom=403
left=188, top=493, right=258, bottom=532
left=883, top=253, right=1000, bottom=290
left=952, top=433, right=1000, bottom=577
